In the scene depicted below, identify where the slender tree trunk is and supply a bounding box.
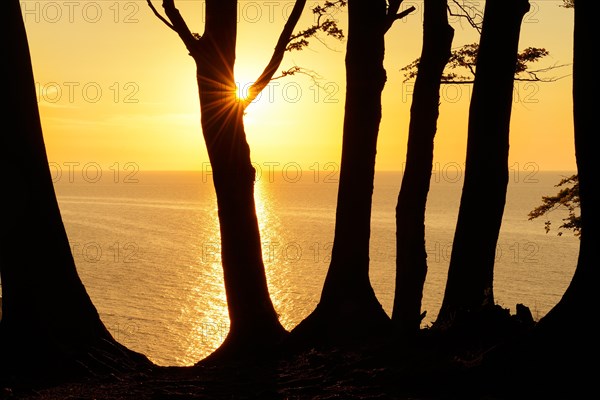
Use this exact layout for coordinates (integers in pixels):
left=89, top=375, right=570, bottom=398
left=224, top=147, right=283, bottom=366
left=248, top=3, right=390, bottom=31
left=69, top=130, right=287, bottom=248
left=1, top=0, right=149, bottom=382
left=435, top=0, right=530, bottom=327
left=191, top=0, right=286, bottom=362
left=289, top=0, right=391, bottom=346
left=392, top=0, right=453, bottom=336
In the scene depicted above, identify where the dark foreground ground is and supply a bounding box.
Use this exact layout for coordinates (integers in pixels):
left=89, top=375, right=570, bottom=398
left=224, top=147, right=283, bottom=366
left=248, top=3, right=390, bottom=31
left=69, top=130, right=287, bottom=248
left=2, top=305, right=593, bottom=400
left=1, top=348, right=488, bottom=400
left=1, top=338, right=588, bottom=400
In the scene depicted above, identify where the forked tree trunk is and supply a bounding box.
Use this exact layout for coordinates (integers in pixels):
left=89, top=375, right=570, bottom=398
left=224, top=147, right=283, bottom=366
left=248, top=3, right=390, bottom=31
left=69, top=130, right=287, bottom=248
left=154, top=0, right=307, bottom=362
left=435, top=0, right=530, bottom=327
left=392, top=0, right=454, bottom=336
left=191, top=1, right=286, bottom=362
left=1, top=0, right=149, bottom=382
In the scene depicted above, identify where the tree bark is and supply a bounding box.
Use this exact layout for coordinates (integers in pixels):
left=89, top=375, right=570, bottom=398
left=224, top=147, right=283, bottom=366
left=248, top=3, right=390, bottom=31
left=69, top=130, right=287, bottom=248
left=480, top=4, right=595, bottom=392
left=536, top=0, right=594, bottom=331
left=189, top=0, right=287, bottom=362
left=1, top=0, right=149, bottom=382
left=153, top=0, right=308, bottom=363
left=288, top=0, right=392, bottom=346
left=435, top=0, right=530, bottom=327
left=392, top=0, right=453, bottom=336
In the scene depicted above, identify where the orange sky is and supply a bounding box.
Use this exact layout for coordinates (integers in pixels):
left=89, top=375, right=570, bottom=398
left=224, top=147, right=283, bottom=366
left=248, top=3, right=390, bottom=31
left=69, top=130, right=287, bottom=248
left=22, top=1, right=576, bottom=173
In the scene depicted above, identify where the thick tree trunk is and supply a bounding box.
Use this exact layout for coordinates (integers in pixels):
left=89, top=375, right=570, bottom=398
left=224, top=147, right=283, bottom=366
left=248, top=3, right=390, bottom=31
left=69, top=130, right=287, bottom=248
left=435, top=0, right=530, bottom=327
left=480, top=4, right=595, bottom=393
left=192, top=0, right=286, bottom=362
left=392, top=0, right=453, bottom=336
left=536, top=0, right=594, bottom=331
left=288, top=0, right=391, bottom=346
left=1, top=0, right=149, bottom=382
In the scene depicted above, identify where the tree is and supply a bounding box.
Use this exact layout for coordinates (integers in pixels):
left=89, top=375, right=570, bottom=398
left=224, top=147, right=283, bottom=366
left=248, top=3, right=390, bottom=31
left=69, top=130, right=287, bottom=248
left=528, top=174, right=580, bottom=237
left=402, top=44, right=559, bottom=84
left=435, top=0, right=531, bottom=328
left=0, top=0, right=150, bottom=383
left=394, top=3, right=562, bottom=336
left=147, top=0, right=311, bottom=362
left=482, top=2, right=594, bottom=393
left=289, top=0, right=415, bottom=346
left=392, top=0, right=454, bottom=337
left=535, top=0, right=594, bottom=339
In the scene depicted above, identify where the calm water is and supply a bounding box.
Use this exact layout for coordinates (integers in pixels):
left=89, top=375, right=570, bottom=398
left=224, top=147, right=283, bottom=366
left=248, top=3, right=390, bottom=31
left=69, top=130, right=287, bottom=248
left=43, top=169, right=579, bottom=366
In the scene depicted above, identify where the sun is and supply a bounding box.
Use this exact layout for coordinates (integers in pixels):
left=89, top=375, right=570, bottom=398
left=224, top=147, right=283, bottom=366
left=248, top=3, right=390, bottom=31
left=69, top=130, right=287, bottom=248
left=234, top=82, right=251, bottom=102
left=233, top=63, right=264, bottom=104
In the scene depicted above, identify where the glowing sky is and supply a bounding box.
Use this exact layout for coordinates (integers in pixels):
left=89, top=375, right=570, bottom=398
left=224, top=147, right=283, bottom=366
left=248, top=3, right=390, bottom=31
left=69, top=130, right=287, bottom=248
left=22, top=1, right=575, bottom=172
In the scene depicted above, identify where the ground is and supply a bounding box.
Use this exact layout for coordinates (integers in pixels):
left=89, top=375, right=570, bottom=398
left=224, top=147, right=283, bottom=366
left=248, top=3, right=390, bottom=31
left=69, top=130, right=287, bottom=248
left=2, top=346, right=479, bottom=400
left=1, top=307, right=590, bottom=400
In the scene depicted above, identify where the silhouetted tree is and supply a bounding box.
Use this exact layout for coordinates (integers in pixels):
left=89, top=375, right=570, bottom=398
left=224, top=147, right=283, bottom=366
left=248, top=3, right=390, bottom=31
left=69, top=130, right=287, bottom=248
left=290, top=0, right=415, bottom=346
left=396, top=9, right=557, bottom=336
left=435, top=0, right=530, bottom=328
left=0, top=0, right=150, bottom=383
left=406, top=44, right=560, bottom=83
left=528, top=174, right=580, bottom=237
left=147, top=0, right=309, bottom=362
left=392, top=0, right=454, bottom=337
left=535, top=0, right=594, bottom=338
left=482, top=3, right=593, bottom=393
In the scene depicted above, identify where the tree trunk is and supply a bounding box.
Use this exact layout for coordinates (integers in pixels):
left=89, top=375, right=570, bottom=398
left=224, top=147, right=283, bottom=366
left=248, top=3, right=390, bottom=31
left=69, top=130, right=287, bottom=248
left=516, top=0, right=595, bottom=389
left=0, top=0, right=150, bottom=383
left=392, top=0, right=453, bottom=336
left=480, top=4, right=595, bottom=392
left=289, top=0, right=391, bottom=346
left=435, top=0, right=530, bottom=327
left=191, top=0, right=286, bottom=362
left=536, top=0, right=594, bottom=332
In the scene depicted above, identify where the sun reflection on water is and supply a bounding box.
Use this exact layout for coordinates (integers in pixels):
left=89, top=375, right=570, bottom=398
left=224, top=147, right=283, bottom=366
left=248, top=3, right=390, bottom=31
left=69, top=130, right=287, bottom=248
left=177, top=202, right=229, bottom=365
left=253, top=179, right=301, bottom=331
left=182, top=179, right=287, bottom=365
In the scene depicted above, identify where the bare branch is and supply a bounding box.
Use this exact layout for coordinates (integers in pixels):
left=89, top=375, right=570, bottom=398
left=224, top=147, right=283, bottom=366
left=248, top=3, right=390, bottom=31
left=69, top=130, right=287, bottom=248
left=274, top=66, right=334, bottom=94
left=440, top=80, right=475, bottom=84
left=147, top=0, right=198, bottom=54
left=518, top=63, right=572, bottom=81
left=385, top=5, right=417, bottom=33
left=448, top=0, right=483, bottom=33
left=385, top=1, right=416, bottom=33
left=146, top=0, right=175, bottom=31
left=272, top=66, right=324, bottom=83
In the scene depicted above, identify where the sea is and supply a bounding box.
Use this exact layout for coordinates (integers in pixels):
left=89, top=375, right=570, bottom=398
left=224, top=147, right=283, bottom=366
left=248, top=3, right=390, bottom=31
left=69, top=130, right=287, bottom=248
left=4, top=168, right=581, bottom=367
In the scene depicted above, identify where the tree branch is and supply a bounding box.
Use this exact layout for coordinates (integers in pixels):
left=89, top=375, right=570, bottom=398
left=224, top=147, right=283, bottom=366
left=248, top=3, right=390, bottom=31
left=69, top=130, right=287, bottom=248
left=448, top=0, right=483, bottom=33
left=146, top=0, right=175, bottom=30
left=385, top=1, right=416, bottom=33
left=243, top=0, right=308, bottom=107
left=286, top=1, right=346, bottom=52
left=147, top=1, right=199, bottom=54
